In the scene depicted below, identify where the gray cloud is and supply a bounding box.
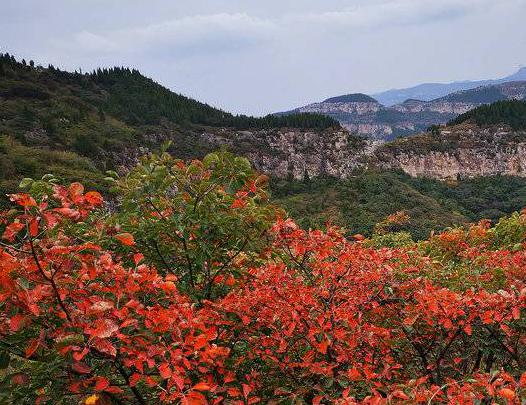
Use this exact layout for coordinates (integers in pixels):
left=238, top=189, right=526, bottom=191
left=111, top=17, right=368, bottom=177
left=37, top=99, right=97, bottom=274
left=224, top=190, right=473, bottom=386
left=1, top=0, right=525, bottom=115
left=61, top=0, right=496, bottom=58
left=68, top=13, right=277, bottom=58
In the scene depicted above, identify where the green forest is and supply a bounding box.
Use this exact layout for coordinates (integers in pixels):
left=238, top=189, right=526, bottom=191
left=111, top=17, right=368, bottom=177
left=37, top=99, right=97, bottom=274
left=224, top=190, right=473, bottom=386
left=449, top=99, right=526, bottom=129
left=274, top=171, right=526, bottom=240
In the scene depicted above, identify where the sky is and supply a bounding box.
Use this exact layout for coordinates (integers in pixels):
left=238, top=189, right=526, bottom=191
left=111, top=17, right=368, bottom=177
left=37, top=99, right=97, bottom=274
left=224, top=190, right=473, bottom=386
left=2, top=0, right=526, bottom=116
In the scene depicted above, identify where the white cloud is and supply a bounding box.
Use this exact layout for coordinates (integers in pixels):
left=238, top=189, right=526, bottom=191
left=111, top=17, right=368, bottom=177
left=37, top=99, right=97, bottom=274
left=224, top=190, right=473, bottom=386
left=65, top=0, right=504, bottom=59
left=286, top=0, right=497, bottom=31
left=69, top=13, right=277, bottom=57
left=73, top=31, right=119, bottom=53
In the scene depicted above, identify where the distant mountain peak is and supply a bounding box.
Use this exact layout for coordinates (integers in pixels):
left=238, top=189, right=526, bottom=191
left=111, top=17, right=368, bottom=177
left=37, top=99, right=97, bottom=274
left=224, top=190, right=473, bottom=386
left=372, top=66, right=526, bottom=106
left=401, top=98, right=425, bottom=104
left=503, top=67, right=526, bottom=81
left=323, top=93, right=378, bottom=104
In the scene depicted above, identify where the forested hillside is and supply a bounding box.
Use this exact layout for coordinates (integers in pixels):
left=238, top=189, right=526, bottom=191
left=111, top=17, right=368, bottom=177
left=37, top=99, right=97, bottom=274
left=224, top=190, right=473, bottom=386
left=274, top=171, right=526, bottom=240
left=0, top=53, right=337, bottom=204
left=3, top=53, right=526, bottom=240
left=449, top=99, right=526, bottom=129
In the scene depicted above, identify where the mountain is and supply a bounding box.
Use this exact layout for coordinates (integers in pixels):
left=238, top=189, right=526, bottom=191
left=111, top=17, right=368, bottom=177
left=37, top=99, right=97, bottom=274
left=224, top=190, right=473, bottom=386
left=4, top=52, right=526, bottom=239
left=0, top=53, right=340, bottom=203
left=372, top=67, right=526, bottom=106
left=285, top=81, right=526, bottom=140
left=374, top=101, right=526, bottom=181
left=323, top=93, right=378, bottom=103
left=275, top=100, right=526, bottom=239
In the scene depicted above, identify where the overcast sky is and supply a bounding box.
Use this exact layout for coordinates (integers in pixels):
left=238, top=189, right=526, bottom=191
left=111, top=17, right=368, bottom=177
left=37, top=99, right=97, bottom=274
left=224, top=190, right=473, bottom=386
left=2, top=0, right=526, bottom=115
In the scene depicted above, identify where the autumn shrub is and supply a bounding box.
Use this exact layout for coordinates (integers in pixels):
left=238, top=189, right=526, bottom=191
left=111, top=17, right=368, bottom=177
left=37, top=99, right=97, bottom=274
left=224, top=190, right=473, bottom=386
left=1, top=152, right=526, bottom=404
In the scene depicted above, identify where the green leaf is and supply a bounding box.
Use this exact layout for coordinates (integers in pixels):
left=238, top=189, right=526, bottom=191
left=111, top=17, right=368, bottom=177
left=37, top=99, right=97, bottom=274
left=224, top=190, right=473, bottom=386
left=105, top=170, right=119, bottom=179
left=18, top=178, right=33, bottom=189
left=41, top=174, right=55, bottom=181
left=0, top=351, right=10, bottom=369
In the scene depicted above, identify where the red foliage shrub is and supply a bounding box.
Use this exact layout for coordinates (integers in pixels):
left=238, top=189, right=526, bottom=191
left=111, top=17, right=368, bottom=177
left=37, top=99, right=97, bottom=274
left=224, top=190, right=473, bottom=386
left=1, top=176, right=526, bottom=403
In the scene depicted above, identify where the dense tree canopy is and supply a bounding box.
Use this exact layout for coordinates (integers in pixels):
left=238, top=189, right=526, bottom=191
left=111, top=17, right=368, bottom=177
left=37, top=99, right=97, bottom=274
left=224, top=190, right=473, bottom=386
left=449, top=100, right=526, bottom=130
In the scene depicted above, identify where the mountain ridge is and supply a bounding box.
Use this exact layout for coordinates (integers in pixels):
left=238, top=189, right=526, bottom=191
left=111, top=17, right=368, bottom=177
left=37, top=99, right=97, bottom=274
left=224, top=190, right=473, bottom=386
left=372, top=67, right=526, bottom=106
left=285, top=80, right=526, bottom=140
left=2, top=53, right=526, bottom=239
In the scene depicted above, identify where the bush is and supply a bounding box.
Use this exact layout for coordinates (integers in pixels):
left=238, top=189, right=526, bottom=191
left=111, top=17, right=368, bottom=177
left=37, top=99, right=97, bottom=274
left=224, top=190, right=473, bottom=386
left=1, top=153, right=526, bottom=403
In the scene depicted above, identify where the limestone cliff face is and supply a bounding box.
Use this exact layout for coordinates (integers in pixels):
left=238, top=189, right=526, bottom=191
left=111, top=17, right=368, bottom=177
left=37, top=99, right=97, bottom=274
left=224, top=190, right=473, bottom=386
left=107, top=126, right=371, bottom=180
left=198, top=128, right=371, bottom=180
left=393, top=100, right=476, bottom=115
left=297, top=101, right=381, bottom=115
left=109, top=123, right=526, bottom=183
left=374, top=124, right=526, bottom=180
left=200, top=124, right=526, bottom=182
left=284, top=82, right=526, bottom=141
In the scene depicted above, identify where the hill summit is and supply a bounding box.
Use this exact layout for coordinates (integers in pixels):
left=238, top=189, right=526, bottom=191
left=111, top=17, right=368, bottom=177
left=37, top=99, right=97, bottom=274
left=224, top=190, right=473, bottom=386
left=323, top=93, right=378, bottom=103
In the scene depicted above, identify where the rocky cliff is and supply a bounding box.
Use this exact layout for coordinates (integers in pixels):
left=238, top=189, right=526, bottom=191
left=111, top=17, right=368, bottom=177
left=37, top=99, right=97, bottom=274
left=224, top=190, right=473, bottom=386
left=196, top=128, right=372, bottom=180
left=189, top=123, right=526, bottom=183
left=374, top=124, right=526, bottom=180
left=283, top=82, right=526, bottom=141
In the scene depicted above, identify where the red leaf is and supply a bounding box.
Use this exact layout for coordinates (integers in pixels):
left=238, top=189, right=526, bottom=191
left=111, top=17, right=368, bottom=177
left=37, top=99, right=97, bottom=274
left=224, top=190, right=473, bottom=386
left=29, top=218, right=39, bottom=237
left=94, top=377, right=110, bottom=391
left=242, top=383, right=252, bottom=399
left=403, top=314, right=418, bottom=326
left=25, top=338, right=40, bottom=358
left=54, top=208, right=81, bottom=220
left=115, top=233, right=135, bottom=246
left=392, top=390, right=409, bottom=400
left=194, top=334, right=208, bottom=350
left=183, top=391, right=207, bottom=405
left=85, top=191, right=103, bottom=206
left=69, top=182, right=85, bottom=203
left=498, top=388, right=515, bottom=400
left=129, top=373, right=142, bottom=387
left=158, top=362, right=172, bottom=379
left=316, top=339, right=329, bottom=355
left=313, top=395, right=324, bottom=405
left=105, top=386, right=123, bottom=394
left=173, top=374, right=185, bottom=390
left=9, top=193, right=37, bottom=207
left=231, top=199, right=246, bottom=209
left=9, top=313, right=26, bottom=332
left=193, top=382, right=211, bottom=392
left=2, top=222, right=25, bottom=242
left=11, top=373, right=29, bottom=385
left=73, top=347, right=89, bottom=361
left=85, top=319, right=119, bottom=339
left=133, top=253, right=144, bottom=265
left=72, top=362, right=91, bottom=374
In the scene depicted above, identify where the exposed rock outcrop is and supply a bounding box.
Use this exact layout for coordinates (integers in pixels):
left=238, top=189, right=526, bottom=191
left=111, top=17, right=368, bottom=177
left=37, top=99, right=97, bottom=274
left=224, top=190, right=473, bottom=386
left=198, top=128, right=371, bottom=179
left=374, top=124, right=526, bottom=180
left=282, top=82, right=526, bottom=141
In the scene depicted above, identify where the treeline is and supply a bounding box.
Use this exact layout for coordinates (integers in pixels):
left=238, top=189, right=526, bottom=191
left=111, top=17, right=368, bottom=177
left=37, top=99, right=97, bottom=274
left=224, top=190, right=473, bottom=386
left=0, top=53, right=340, bottom=130
left=449, top=100, right=526, bottom=130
